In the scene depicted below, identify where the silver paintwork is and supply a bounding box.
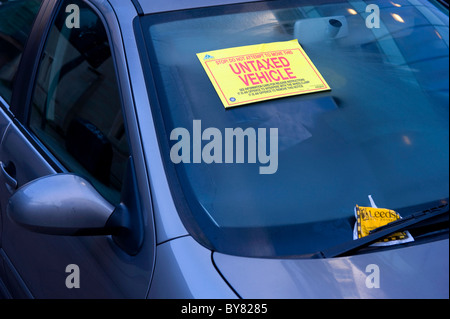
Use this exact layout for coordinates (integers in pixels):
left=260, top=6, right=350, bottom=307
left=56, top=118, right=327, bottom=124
left=108, top=0, right=189, bottom=244
left=7, top=174, right=114, bottom=235
left=214, top=239, right=449, bottom=298
left=149, top=236, right=238, bottom=299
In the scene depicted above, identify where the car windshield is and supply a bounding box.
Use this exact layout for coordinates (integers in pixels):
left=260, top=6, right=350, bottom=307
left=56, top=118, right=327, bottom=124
left=139, top=0, right=449, bottom=257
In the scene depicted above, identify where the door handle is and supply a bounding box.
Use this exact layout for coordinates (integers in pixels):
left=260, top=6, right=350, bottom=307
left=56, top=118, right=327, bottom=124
left=0, top=161, right=17, bottom=193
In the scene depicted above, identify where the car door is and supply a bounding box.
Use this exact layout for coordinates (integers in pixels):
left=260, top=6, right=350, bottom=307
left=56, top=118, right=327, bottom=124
left=0, top=0, right=46, bottom=298
left=0, top=0, right=154, bottom=298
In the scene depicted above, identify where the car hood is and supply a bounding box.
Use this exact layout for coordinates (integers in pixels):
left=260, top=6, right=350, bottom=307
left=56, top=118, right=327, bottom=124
left=212, top=239, right=449, bottom=298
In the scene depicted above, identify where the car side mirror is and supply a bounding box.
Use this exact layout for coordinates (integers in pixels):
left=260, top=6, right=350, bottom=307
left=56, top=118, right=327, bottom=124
left=7, top=174, right=118, bottom=236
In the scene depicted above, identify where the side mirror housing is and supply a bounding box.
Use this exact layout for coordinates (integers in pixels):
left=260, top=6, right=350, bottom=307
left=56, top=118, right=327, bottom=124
left=7, top=174, right=116, bottom=236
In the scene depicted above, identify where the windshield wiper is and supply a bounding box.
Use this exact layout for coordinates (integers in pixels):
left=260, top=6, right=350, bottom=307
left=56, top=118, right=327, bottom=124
left=312, top=202, right=449, bottom=258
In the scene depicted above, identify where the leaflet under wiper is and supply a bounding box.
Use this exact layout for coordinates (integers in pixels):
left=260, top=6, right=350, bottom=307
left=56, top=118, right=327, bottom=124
left=312, top=202, right=449, bottom=258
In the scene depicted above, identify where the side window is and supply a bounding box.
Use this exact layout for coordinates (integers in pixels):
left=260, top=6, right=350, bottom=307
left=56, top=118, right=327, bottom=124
left=0, top=0, right=42, bottom=104
left=29, top=0, right=129, bottom=205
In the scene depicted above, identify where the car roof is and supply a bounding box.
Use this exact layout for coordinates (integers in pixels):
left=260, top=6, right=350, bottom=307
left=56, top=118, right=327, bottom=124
left=133, top=0, right=266, bottom=14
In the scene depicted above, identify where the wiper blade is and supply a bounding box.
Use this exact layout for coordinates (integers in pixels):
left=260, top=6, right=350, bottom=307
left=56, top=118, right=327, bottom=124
left=313, top=203, right=449, bottom=259
left=368, top=205, right=448, bottom=235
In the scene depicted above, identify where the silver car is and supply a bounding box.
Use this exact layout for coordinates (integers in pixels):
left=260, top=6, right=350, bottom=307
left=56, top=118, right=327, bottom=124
left=0, top=0, right=448, bottom=299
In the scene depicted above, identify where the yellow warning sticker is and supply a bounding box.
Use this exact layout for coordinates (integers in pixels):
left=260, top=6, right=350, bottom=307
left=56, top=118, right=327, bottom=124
left=355, top=206, right=404, bottom=239
left=197, top=40, right=331, bottom=108
left=354, top=205, right=414, bottom=246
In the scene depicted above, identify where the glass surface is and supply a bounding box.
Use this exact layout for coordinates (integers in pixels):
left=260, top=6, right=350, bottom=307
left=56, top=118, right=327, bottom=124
left=140, top=0, right=449, bottom=256
left=29, top=0, right=129, bottom=205
left=0, top=0, right=42, bottom=104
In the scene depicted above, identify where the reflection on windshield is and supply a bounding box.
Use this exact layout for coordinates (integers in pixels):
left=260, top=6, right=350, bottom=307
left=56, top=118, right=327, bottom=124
left=141, top=0, right=449, bottom=257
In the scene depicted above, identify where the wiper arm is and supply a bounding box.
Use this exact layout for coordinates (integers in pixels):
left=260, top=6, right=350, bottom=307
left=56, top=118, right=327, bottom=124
left=312, top=203, right=449, bottom=259
left=368, top=204, right=449, bottom=235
